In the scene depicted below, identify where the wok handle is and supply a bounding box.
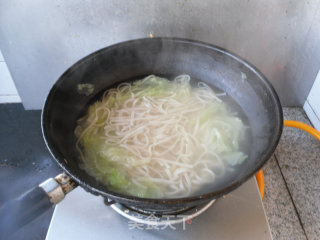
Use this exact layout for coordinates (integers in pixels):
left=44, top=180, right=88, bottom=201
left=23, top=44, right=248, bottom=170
left=0, top=173, right=76, bottom=238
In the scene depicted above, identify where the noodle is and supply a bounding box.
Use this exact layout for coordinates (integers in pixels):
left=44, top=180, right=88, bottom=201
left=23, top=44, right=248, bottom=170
left=75, top=75, right=247, bottom=198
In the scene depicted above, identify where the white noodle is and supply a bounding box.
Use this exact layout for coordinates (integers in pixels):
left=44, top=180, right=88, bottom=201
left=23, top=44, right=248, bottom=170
left=75, top=75, right=246, bottom=198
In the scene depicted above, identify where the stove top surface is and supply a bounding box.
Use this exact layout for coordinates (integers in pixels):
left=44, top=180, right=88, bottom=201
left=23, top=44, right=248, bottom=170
left=46, top=177, right=272, bottom=240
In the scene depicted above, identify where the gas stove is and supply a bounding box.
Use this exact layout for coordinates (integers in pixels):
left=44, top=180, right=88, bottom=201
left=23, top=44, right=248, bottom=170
left=46, top=177, right=272, bottom=240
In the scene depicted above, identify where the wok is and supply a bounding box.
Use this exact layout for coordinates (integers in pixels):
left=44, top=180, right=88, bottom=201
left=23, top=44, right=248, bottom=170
left=0, top=38, right=283, bottom=236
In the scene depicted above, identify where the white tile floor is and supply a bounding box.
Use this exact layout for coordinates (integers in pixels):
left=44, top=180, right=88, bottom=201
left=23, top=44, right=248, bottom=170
left=0, top=49, right=21, bottom=103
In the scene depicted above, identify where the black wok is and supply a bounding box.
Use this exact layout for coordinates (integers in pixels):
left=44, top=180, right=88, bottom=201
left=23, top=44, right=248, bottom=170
left=0, top=38, right=283, bottom=236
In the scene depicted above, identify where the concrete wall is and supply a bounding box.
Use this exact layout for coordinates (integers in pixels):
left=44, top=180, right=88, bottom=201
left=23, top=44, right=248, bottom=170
left=1, top=0, right=320, bottom=109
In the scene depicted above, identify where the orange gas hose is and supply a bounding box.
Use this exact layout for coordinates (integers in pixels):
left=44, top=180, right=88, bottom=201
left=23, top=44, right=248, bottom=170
left=256, top=120, right=320, bottom=200
left=284, top=120, right=320, bottom=141
left=256, top=170, right=265, bottom=199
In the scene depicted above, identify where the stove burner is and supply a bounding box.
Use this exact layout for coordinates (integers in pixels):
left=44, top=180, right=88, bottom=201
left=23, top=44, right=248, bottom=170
left=109, top=200, right=215, bottom=226
left=123, top=204, right=195, bottom=216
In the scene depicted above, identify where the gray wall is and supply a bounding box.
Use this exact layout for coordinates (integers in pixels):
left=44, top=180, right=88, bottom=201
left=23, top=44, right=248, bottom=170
left=1, top=0, right=320, bottom=109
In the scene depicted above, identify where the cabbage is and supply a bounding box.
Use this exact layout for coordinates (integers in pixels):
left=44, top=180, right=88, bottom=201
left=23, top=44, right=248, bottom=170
left=75, top=75, right=248, bottom=198
left=222, top=151, right=248, bottom=166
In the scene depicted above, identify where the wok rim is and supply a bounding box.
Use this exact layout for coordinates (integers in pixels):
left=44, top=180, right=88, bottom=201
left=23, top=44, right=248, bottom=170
left=42, top=37, right=283, bottom=205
